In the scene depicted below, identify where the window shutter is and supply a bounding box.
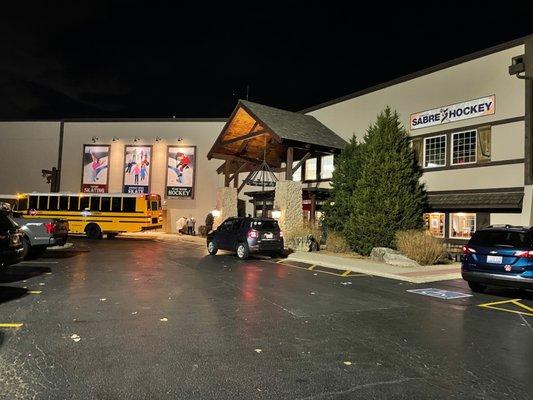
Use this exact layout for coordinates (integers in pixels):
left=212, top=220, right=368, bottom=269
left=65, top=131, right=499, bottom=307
left=411, top=137, right=423, bottom=166
left=477, top=126, right=491, bottom=163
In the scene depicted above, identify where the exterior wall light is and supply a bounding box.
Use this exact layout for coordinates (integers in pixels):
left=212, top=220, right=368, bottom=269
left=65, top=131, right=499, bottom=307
left=271, top=209, right=281, bottom=219
left=91, top=136, right=99, bottom=143
left=112, top=136, right=119, bottom=142
left=177, top=137, right=183, bottom=142
left=211, top=209, right=221, bottom=218
left=155, top=137, right=163, bottom=142
left=133, top=137, right=141, bottom=143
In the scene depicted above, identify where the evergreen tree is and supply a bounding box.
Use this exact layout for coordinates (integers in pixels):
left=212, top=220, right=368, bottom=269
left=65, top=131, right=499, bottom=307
left=323, top=135, right=362, bottom=232
left=345, top=107, right=426, bottom=255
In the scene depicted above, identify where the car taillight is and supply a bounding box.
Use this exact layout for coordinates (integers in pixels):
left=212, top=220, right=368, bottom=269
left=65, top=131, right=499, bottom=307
left=44, top=222, right=55, bottom=234
left=463, top=246, right=476, bottom=255
left=514, top=250, right=533, bottom=258
left=247, top=229, right=259, bottom=239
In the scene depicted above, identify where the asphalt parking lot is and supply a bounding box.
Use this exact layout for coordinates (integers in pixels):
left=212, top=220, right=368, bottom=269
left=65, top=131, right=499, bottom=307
left=0, top=237, right=532, bottom=400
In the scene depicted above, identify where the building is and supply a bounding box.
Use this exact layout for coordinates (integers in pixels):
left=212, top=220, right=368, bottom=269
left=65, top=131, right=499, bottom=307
left=1, top=34, right=532, bottom=242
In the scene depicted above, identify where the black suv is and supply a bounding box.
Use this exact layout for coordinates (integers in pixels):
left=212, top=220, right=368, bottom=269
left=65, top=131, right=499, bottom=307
left=206, top=217, right=283, bottom=259
left=0, top=204, right=24, bottom=269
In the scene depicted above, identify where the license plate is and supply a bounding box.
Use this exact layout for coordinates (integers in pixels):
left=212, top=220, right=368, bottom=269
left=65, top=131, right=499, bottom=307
left=487, top=255, right=502, bottom=264
left=264, top=232, right=273, bottom=239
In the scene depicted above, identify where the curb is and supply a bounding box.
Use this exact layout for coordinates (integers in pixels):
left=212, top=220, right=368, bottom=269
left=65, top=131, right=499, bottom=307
left=286, top=254, right=461, bottom=284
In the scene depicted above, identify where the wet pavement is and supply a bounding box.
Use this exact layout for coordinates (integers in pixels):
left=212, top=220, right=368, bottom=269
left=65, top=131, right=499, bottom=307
left=0, top=237, right=532, bottom=399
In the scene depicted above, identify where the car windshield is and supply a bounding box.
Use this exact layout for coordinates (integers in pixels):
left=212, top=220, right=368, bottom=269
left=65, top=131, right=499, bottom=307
left=251, top=220, right=279, bottom=231
left=469, top=230, right=533, bottom=248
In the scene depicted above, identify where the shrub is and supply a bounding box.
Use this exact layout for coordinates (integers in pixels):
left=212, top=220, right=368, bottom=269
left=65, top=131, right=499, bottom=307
left=325, top=231, right=350, bottom=253
left=395, top=230, right=446, bottom=265
left=198, top=225, right=208, bottom=237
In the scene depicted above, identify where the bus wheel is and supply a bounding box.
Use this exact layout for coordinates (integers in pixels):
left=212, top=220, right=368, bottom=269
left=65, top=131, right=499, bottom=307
left=85, top=223, right=102, bottom=240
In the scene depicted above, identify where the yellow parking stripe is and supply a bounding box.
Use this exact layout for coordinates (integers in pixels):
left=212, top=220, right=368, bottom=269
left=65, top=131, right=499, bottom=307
left=0, top=323, right=24, bottom=329
left=307, top=265, right=316, bottom=271
left=478, top=299, right=533, bottom=317
left=341, top=270, right=352, bottom=277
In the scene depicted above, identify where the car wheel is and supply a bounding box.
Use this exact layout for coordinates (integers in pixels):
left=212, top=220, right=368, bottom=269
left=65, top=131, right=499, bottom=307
left=236, top=242, right=249, bottom=260
left=467, top=281, right=487, bottom=293
left=22, top=237, right=31, bottom=260
left=85, top=223, right=102, bottom=240
left=207, top=240, right=218, bottom=255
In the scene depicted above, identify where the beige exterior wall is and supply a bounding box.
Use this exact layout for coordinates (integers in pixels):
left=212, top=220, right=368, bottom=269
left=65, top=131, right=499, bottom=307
left=306, top=44, right=530, bottom=227
left=0, top=121, right=61, bottom=193
left=60, top=121, right=227, bottom=232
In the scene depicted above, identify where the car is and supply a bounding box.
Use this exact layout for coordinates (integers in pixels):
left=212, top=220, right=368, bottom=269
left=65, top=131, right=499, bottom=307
left=0, top=204, right=24, bottom=269
left=206, top=217, right=284, bottom=260
left=11, top=213, right=69, bottom=260
left=461, top=225, right=533, bottom=292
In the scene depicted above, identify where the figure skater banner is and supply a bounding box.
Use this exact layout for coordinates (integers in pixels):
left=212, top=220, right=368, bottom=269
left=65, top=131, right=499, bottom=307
left=123, top=145, right=152, bottom=194
left=166, top=145, right=196, bottom=198
left=81, top=145, right=110, bottom=193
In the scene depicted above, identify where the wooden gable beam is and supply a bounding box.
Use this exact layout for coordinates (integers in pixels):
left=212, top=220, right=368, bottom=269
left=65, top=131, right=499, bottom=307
left=291, top=152, right=312, bottom=174
left=220, top=128, right=268, bottom=146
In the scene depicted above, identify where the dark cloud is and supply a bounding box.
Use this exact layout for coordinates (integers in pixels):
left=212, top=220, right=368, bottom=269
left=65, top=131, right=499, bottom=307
left=0, top=1, right=531, bottom=119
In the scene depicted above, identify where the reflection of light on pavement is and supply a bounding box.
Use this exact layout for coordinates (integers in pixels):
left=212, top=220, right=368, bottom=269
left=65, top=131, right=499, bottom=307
left=241, top=266, right=260, bottom=303
left=275, top=264, right=288, bottom=279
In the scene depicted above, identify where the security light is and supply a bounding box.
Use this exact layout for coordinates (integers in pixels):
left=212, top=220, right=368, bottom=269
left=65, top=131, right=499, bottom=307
left=133, top=137, right=141, bottom=143
left=155, top=137, right=163, bottom=142
left=91, top=136, right=99, bottom=143
left=177, top=137, right=183, bottom=142
left=112, top=136, right=119, bottom=142
left=508, top=54, right=525, bottom=76
left=211, top=209, right=221, bottom=217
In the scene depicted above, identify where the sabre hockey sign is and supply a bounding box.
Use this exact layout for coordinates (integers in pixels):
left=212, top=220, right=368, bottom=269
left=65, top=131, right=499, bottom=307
left=410, top=95, right=495, bottom=130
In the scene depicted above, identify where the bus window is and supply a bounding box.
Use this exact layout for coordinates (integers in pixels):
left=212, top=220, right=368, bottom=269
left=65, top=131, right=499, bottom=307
left=151, top=201, right=158, bottom=210
left=68, top=196, right=79, bottom=211
left=38, top=196, right=48, bottom=210
left=101, top=197, right=111, bottom=211
left=48, top=196, right=59, bottom=210
left=59, top=196, right=69, bottom=211
left=123, top=198, right=136, bottom=212
left=80, top=196, right=89, bottom=211
left=90, top=197, right=100, bottom=211
left=29, top=196, right=38, bottom=210
left=18, top=197, right=28, bottom=211
left=111, top=197, right=122, bottom=212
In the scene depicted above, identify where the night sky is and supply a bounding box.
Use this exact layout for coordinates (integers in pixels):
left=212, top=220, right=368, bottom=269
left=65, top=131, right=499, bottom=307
left=1, top=1, right=532, bottom=119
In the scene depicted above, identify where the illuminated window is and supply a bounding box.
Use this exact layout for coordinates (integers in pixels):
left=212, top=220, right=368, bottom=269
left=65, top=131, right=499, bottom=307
left=452, top=130, right=476, bottom=165
left=320, top=155, right=334, bottom=180
left=292, top=161, right=302, bottom=182
left=450, top=213, right=476, bottom=239
left=424, top=135, right=446, bottom=168
left=424, top=212, right=445, bottom=238
left=305, top=158, right=317, bottom=181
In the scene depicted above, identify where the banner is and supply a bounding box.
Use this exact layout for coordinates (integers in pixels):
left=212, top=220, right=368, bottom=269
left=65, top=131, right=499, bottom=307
left=123, top=145, right=152, bottom=194
left=166, top=146, right=196, bottom=198
left=410, top=95, right=495, bottom=130
left=81, top=145, right=110, bottom=193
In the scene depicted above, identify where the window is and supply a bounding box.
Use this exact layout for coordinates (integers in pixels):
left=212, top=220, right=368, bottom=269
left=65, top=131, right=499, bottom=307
left=450, top=213, right=476, bottom=239
left=470, top=230, right=533, bottom=248
left=424, top=212, right=445, bottom=238
left=69, top=196, right=80, bottom=211
left=304, top=158, right=317, bottom=181
left=28, top=196, right=38, bottom=210
left=80, top=197, right=89, bottom=211
left=424, top=135, right=446, bottom=168
left=48, top=196, right=58, bottom=210
left=320, top=155, right=334, bottom=180
left=59, top=196, right=69, bottom=211
left=123, top=198, right=136, bottom=212
left=292, top=161, right=302, bottom=182
left=101, top=197, right=111, bottom=211
left=90, top=197, right=100, bottom=211
left=111, top=197, right=122, bottom=212
left=452, top=130, right=476, bottom=165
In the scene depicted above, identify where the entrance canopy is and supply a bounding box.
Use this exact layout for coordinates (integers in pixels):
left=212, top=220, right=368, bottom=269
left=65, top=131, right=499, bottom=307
left=207, top=100, right=346, bottom=182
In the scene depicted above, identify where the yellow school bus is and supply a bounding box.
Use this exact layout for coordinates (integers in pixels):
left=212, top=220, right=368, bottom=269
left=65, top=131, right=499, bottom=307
left=5, top=192, right=163, bottom=239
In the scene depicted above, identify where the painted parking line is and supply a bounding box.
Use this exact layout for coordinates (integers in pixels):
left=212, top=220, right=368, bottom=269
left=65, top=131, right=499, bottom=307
left=27, top=290, right=42, bottom=294
left=407, top=288, right=472, bottom=300
left=276, top=259, right=366, bottom=278
left=19, top=261, right=58, bottom=264
left=0, top=323, right=24, bottom=329
left=478, top=299, right=533, bottom=317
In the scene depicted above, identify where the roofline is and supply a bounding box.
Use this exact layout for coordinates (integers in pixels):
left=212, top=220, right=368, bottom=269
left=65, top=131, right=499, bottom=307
left=301, top=34, right=533, bottom=114
left=0, top=118, right=227, bottom=123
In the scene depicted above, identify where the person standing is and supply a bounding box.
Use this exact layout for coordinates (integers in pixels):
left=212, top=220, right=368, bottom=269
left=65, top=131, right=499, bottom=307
left=205, top=212, right=214, bottom=234
left=186, top=216, right=194, bottom=235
